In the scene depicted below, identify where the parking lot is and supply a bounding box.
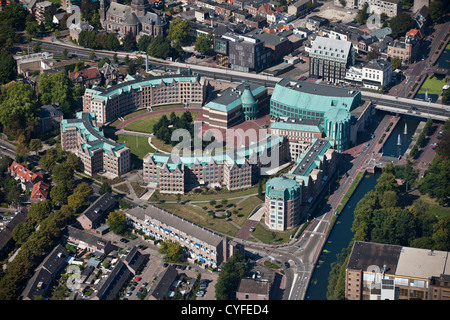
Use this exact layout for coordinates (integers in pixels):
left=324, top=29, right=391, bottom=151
left=103, top=232, right=219, bottom=300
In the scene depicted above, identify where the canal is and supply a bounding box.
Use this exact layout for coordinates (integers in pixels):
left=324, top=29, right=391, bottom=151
left=382, top=116, right=421, bottom=158
left=305, top=171, right=380, bottom=300
left=304, top=113, right=420, bottom=300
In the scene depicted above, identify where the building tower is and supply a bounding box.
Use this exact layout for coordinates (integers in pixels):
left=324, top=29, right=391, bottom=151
left=100, top=0, right=105, bottom=28
left=241, top=84, right=258, bottom=121
left=130, top=0, right=147, bottom=17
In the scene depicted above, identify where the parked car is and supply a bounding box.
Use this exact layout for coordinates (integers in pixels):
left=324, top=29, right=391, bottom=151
left=196, top=290, right=205, bottom=297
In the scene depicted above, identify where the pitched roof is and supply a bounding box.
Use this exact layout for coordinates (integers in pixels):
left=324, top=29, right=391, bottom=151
left=31, top=181, right=49, bottom=200
left=8, top=161, right=43, bottom=184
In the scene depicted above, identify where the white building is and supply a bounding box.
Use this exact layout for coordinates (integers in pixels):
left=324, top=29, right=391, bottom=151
left=344, top=59, right=392, bottom=90
left=362, top=59, right=392, bottom=90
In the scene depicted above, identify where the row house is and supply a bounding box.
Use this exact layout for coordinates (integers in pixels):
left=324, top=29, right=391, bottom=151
left=125, top=206, right=243, bottom=268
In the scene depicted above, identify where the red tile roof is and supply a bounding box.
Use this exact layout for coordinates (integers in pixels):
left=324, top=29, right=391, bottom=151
left=69, top=67, right=101, bottom=81
left=31, top=181, right=49, bottom=200
left=8, top=161, right=43, bottom=184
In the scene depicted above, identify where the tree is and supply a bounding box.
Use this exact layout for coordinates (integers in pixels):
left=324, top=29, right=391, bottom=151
left=194, top=33, right=213, bottom=55
left=391, top=57, right=401, bottom=70
left=39, top=147, right=58, bottom=171
left=63, top=48, right=68, bottom=58
left=108, top=211, right=127, bottom=235
left=167, top=18, right=191, bottom=44
left=215, top=253, right=247, bottom=299
left=428, top=0, right=443, bottom=24
left=137, top=35, right=152, bottom=52
left=159, top=239, right=184, bottom=262
left=89, top=50, right=96, bottom=61
left=28, top=139, right=42, bottom=155
left=355, top=3, right=368, bottom=24
left=66, top=152, right=80, bottom=171
left=67, top=191, right=86, bottom=212
left=107, top=33, right=121, bottom=51
left=0, top=81, right=39, bottom=135
left=52, top=162, right=75, bottom=191
left=50, top=184, right=70, bottom=205
left=123, top=32, right=137, bottom=52
left=147, top=36, right=172, bottom=59
left=0, top=50, right=17, bottom=85
left=98, top=57, right=111, bottom=68
left=74, top=182, right=93, bottom=199
left=27, top=200, right=52, bottom=224
left=389, top=13, right=413, bottom=39
left=12, top=221, right=35, bottom=245
left=38, top=70, right=75, bottom=105
left=99, top=182, right=112, bottom=195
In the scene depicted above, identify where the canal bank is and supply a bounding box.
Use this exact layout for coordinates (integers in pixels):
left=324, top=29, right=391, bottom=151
left=304, top=112, right=420, bottom=300
left=305, top=170, right=381, bottom=300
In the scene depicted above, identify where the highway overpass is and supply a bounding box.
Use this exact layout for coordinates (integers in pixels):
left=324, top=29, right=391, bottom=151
left=34, top=39, right=450, bottom=122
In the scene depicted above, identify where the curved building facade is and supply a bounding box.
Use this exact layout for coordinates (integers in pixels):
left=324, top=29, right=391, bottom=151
left=270, top=78, right=362, bottom=152
left=83, top=71, right=205, bottom=125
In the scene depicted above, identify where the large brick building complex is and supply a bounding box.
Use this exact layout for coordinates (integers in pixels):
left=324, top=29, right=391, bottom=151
left=60, top=112, right=130, bottom=177
left=143, top=135, right=288, bottom=193
left=83, top=71, right=205, bottom=125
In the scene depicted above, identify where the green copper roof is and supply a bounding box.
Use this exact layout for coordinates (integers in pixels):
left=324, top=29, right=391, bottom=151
left=270, top=121, right=323, bottom=133
left=271, top=79, right=361, bottom=114
left=241, top=85, right=258, bottom=106
left=266, top=176, right=301, bottom=200
left=205, top=83, right=265, bottom=113
left=61, top=112, right=127, bottom=157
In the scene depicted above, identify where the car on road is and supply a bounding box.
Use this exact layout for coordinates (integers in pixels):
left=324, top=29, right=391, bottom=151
left=284, top=262, right=290, bottom=268
left=126, top=291, right=132, bottom=296
left=249, top=227, right=255, bottom=232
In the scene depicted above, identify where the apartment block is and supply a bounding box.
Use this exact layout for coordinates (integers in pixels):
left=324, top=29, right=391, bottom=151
left=125, top=205, right=244, bottom=268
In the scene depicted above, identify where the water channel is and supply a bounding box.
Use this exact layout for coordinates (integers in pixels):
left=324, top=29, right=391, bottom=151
left=382, top=116, right=421, bottom=158
left=304, top=114, right=420, bottom=300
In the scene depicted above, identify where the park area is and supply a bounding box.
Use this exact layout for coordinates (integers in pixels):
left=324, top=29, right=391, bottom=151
left=415, top=75, right=448, bottom=102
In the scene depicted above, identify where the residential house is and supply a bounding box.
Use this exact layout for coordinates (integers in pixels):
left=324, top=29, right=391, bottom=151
left=76, top=192, right=116, bottom=231
left=20, top=244, right=69, bottom=300
left=148, top=265, right=178, bottom=300
left=30, top=181, right=50, bottom=201
left=37, top=104, right=64, bottom=133
left=69, top=67, right=102, bottom=88
left=93, top=247, right=149, bottom=300
left=287, top=0, right=314, bottom=17
left=35, top=1, right=55, bottom=24
left=99, top=62, right=120, bottom=86
left=8, top=161, right=43, bottom=191
left=64, top=225, right=117, bottom=255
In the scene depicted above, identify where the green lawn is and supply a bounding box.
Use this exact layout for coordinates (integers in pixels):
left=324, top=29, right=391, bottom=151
left=123, top=111, right=198, bottom=134
left=417, top=75, right=447, bottom=96
left=117, top=134, right=155, bottom=160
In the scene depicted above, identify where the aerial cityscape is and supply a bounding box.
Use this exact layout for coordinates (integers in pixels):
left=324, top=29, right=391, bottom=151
left=0, top=0, right=448, bottom=307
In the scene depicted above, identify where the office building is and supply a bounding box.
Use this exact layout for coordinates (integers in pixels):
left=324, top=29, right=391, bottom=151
left=270, top=78, right=367, bottom=152
left=82, top=71, right=205, bottom=125
left=309, top=36, right=355, bottom=83
left=202, top=83, right=268, bottom=129
left=60, top=112, right=131, bottom=177
left=346, top=241, right=450, bottom=300
left=264, top=138, right=336, bottom=231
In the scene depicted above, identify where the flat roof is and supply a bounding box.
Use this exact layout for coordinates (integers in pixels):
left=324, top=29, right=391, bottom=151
left=290, top=138, right=332, bottom=179
left=395, top=247, right=450, bottom=279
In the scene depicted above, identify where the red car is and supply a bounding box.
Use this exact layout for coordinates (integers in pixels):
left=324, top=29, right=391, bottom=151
left=136, top=277, right=142, bottom=281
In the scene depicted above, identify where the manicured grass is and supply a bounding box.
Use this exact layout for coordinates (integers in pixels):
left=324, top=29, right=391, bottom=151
left=250, top=221, right=298, bottom=244
left=123, top=111, right=198, bottom=134
left=152, top=185, right=260, bottom=202
left=417, top=75, right=447, bottom=96
left=156, top=202, right=240, bottom=237
left=117, top=134, right=155, bottom=160
left=415, top=194, right=450, bottom=219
